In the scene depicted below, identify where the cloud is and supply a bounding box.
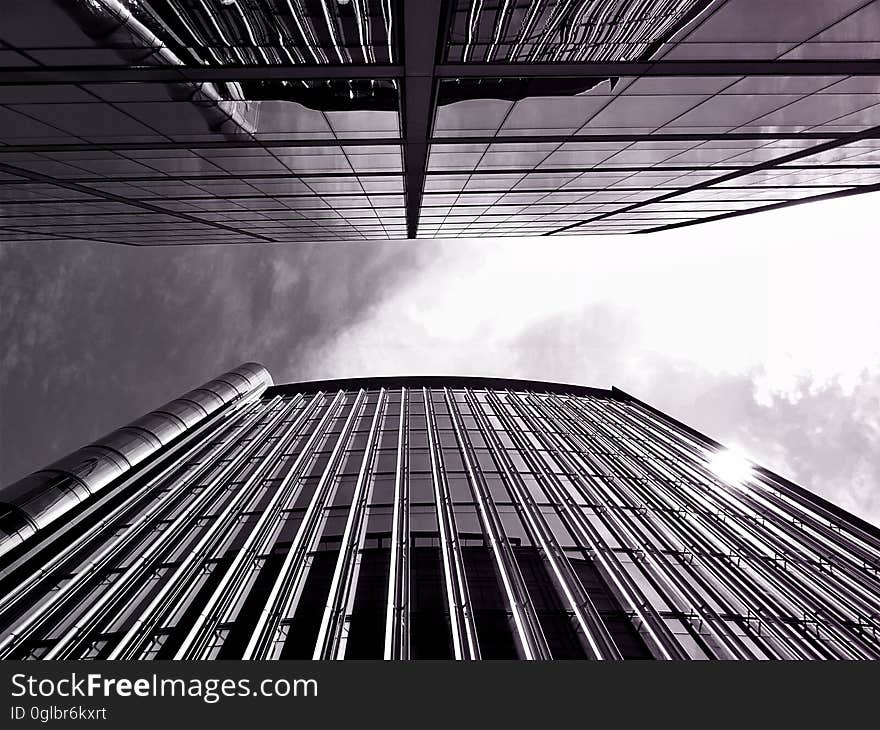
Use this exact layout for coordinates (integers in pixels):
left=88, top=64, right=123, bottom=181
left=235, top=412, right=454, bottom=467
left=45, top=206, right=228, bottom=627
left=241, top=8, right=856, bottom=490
left=0, top=239, right=423, bottom=485
left=684, top=370, right=880, bottom=525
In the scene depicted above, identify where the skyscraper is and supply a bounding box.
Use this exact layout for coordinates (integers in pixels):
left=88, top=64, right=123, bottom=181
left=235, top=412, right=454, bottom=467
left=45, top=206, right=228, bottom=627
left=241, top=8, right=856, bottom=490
left=1, top=365, right=878, bottom=660
left=1, top=0, right=879, bottom=244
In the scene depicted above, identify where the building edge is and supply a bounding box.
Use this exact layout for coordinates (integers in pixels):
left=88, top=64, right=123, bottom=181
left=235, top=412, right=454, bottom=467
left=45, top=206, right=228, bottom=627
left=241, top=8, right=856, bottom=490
left=610, top=386, right=880, bottom=541
left=0, top=362, right=272, bottom=559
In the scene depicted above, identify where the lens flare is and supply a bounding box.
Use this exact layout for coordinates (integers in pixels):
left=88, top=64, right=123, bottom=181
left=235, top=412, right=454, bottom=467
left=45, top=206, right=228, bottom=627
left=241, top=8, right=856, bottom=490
left=708, top=448, right=754, bottom=485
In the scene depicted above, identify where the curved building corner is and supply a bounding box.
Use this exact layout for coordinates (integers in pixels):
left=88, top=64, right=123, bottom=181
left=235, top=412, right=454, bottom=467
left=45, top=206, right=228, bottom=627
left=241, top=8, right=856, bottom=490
left=0, top=363, right=272, bottom=559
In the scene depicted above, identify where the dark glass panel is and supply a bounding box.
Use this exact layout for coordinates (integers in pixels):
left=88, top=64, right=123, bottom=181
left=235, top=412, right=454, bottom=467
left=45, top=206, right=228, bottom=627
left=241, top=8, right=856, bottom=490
left=441, top=449, right=465, bottom=472
left=409, top=475, right=435, bottom=504
left=374, top=450, right=398, bottom=474
left=448, top=475, right=474, bottom=502
left=215, top=552, right=286, bottom=659
left=461, top=546, right=520, bottom=659
left=280, top=548, right=340, bottom=659
left=344, top=548, right=391, bottom=659
left=569, top=555, right=653, bottom=659
left=370, top=475, right=396, bottom=504
left=378, top=430, right=399, bottom=448
left=332, top=475, right=358, bottom=506
left=409, top=545, right=453, bottom=659
left=408, top=450, right=432, bottom=473
left=514, top=547, right=587, bottom=659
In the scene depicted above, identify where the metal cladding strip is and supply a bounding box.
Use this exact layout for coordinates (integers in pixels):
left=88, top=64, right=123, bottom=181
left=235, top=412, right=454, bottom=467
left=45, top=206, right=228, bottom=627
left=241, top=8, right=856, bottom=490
left=314, top=388, right=388, bottom=659
left=516, top=393, right=755, bottom=660
left=610, top=400, right=880, bottom=601
left=444, top=388, right=552, bottom=661
left=176, top=395, right=332, bottom=659
left=553, top=395, right=800, bottom=650
left=0, top=397, right=268, bottom=658
left=590, top=401, right=880, bottom=657
left=0, top=363, right=272, bottom=559
left=621, top=399, right=880, bottom=557
left=0, top=392, right=252, bottom=610
left=243, top=390, right=363, bottom=660
left=727, top=478, right=880, bottom=597
left=556, top=396, right=832, bottom=659
left=108, top=394, right=312, bottom=659
left=620, top=396, right=880, bottom=555
left=423, top=388, right=481, bottom=661
left=172, top=392, right=330, bottom=660
left=40, top=396, right=289, bottom=660
left=648, top=464, right=877, bottom=658
left=473, top=389, right=623, bottom=660
left=606, top=443, right=879, bottom=659
left=729, top=489, right=880, bottom=617
left=608, top=398, right=880, bottom=573
left=330, top=394, right=390, bottom=660
left=39, top=396, right=289, bottom=661
left=486, top=391, right=639, bottom=660
left=613, top=402, right=880, bottom=634
left=500, top=390, right=689, bottom=661
left=200, top=392, right=344, bottom=651
left=0, top=406, right=251, bottom=660
left=551, top=394, right=818, bottom=660
left=384, top=387, right=410, bottom=660
left=756, top=472, right=880, bottom=557
left=0, top=399, right=266, bottom=659
left=114, top=394, right=314, bottom=658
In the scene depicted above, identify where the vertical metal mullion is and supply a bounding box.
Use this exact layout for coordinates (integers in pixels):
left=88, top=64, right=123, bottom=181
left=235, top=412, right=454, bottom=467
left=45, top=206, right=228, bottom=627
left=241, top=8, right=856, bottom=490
left=620, top=399, right=880, bottom=560
left=0, top=393, right=258, bottom=621
left=502, top=389, right=689, bottom=660
left=446, top=388, right=551, bottom=660
left=172, top=391, right=330, bottom=659
left=384, top=387, right=409, bottom=659
left=573, top=396, right=877, bottom=658
left=423, top=387, right=480, bottom=660
left=314, top=388, right=387, bottom=659
left=608, top=399, right=880, bottom=617
left=737, top=482, right=880, bottom=596
left=0, top=396, right=263, bottom=656
left=547, top=394, right=823, bottom=659
left=552, top=393, right=805, bottom=659
left=624, top=400, right=880, bottom=555
left=612, top=403, right=880, bottom=624
left=243, top=389, right=363, bottom=660
left=109, top=394, right=310, bottom=659
left=546, top=393, right=789, bottom=658
left=514, top=392, right=755, bottom=660
left=0, top=397, right=272, bottom=659
left=705, top=482, right=880, bottom=629
left=476, top=389, right=622, bottom=660
left=41, top=395, right=289, bottom=660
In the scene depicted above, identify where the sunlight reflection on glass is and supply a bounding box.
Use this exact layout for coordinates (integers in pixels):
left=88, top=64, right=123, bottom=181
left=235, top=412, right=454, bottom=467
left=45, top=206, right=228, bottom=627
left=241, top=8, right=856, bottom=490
left=708, top=447, right=754, bottom=486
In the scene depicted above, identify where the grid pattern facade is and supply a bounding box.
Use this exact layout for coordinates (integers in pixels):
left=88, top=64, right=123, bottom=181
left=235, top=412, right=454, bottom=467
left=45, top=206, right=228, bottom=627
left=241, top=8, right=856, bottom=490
left=1, top=374, right=878, bottom=660
left=0, top=0, right=878, bottom=244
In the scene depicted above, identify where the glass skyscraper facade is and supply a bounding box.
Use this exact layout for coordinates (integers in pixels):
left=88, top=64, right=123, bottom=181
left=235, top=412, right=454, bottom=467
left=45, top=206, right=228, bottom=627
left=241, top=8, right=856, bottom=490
left=1, top=0, right=879, bottom=244
left=1, top=365, right=878, bottom=660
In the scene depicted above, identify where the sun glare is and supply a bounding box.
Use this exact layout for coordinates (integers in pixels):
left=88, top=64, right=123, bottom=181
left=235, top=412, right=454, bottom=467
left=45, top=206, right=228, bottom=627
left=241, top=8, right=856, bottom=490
left=708, top=448, right=754, bottom=486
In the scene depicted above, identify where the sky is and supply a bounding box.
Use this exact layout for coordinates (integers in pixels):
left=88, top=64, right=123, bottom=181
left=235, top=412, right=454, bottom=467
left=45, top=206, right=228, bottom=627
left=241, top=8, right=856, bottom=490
left=1, top=192, right=879, bottom=526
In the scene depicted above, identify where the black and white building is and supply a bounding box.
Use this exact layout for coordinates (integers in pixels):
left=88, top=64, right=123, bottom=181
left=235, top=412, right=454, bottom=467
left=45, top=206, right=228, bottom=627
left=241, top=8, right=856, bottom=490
left=1, top=365, right=878, bottom=660
left=1, top=0, right=879, bottom=243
